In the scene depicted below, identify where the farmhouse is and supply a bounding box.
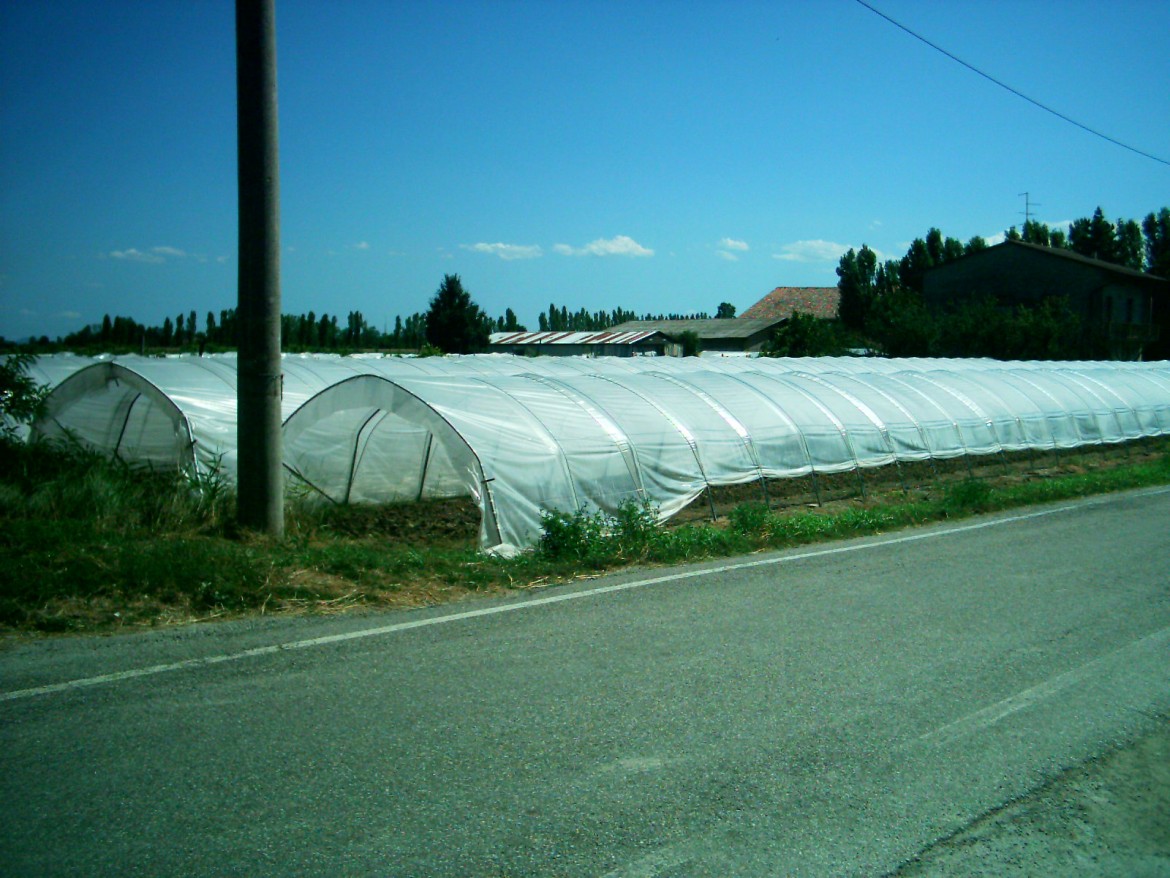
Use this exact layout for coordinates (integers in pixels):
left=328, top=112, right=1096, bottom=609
left=922, top=240, right=1169, bottom=360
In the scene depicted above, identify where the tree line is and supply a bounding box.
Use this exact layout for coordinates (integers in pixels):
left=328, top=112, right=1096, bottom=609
left=13, top=276, right=735, bottom=356
left=7, top=205, right=1165, bottom=359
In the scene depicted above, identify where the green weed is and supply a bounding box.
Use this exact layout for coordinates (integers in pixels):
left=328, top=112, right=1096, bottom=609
left=2, top=436, right=1169, bottom=635
left=943, top=478, right=995, bottom=516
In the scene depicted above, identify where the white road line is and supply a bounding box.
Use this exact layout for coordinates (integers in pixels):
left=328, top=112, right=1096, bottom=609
left=3, top=489, right=1165, bottom=704
left=920, top=625, right=1170, bottom=746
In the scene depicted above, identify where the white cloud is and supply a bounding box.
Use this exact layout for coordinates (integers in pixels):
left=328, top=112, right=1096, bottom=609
left=351, top=241, right=370, bottom=250
left=717, top=250, right=741, bottom=262
left=58, top=310, right=82, bottom=320
left=772, top=239, right=851, bottom=263
left=108, top=246, right=186, bottom=263
left=554, top=235, right=653, bottom=257
left=462, top=242, right=543, bottom=260
left=718, top=237, right=749, bottom=252
left=109, top=247, right=164, bottom=264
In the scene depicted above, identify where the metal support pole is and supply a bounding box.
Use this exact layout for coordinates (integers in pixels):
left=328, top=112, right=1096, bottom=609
left=235, top=0, right=284, bottom=536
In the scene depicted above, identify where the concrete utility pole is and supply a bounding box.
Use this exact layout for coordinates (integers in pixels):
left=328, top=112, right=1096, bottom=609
left=235, top=0, right=284, bottom=536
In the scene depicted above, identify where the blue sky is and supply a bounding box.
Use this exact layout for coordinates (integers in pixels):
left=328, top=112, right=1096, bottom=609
left=1, top=0, right=1167, bottom=341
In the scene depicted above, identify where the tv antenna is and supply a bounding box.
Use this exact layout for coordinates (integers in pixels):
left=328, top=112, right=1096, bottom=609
left=1019, top=192, right=1040, bottom=225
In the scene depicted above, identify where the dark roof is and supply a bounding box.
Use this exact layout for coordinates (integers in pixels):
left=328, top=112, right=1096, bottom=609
left=609, top=317, right=783, bottom=339
left=944, top=240, right=1168, bottom=286
left=741, top=286, right=840, bottom=320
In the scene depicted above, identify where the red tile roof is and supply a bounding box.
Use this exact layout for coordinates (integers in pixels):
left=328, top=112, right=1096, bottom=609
left=741, top=286, right=840, bottom=321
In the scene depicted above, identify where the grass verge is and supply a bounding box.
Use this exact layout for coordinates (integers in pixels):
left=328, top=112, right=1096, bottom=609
left=2, top=438, right=1169, bottom=637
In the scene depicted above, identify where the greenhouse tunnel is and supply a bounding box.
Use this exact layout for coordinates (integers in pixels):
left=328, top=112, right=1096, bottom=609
left=27, top=354, right=1170, bottom=555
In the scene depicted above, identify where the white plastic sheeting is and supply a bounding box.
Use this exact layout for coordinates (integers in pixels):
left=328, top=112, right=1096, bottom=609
left=30, top=353, right=1170, bottom=554
left=2, top=353, right=97, bottom=440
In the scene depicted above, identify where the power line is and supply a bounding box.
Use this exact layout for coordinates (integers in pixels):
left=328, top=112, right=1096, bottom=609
left=853, top=0, right=1170, bottom=167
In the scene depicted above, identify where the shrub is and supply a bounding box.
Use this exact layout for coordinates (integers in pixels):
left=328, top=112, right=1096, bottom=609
left=538, top=499, right=662, bottom=566
left=728, top=502, right=771, bottom=535
left=0, top=354, right=48, bottom=441
left=538, top=507, right=608, bottom=563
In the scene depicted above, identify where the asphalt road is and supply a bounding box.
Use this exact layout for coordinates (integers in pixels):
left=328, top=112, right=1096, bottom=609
left=2, top=488, right=1169, bottom=877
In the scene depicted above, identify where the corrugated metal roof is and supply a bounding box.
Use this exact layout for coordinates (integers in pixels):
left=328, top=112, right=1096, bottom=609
left=489, top=330, right=665, bottom=346
left=608, top=318, right=784, bottom=339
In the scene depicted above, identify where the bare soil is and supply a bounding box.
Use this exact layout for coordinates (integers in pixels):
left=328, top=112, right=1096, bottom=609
left=669, top=440, right=1166, bottom=527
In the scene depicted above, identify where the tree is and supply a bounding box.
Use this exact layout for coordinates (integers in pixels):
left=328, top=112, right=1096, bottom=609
left=866, top=287, right=936, bottom=357
left=1115, top=218, right=1144, bottom=271
left=1022, top=220, right=1050, bottom=246
left=715, top=302, right=737, bottom=319
left=672, top=330, right=702, bottom=357
left=501, top=308, right=524, bottom=332
left=762, top=313, right=851, bottom=357
left=1069, top=207, right=1117, bottom=262
left=836, top=245, right=878, bottom=330
left=898, top=237, right=934, bottom=294
left=424, top=274, right=490, bottom=354
left=1143, top=208, right=1170, bottom=278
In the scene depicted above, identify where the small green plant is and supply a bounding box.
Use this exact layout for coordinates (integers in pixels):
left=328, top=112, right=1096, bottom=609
left=537, top=499, right=662, bottom=565
left=728, top=502, right=772, bottom=535
left=943, top=478, right=994, bottom=516
left=537, top=506, right=609, bottom=563
left=0, top=354, right=48, bottom=441
left=610, top=498, right=660, bottom=559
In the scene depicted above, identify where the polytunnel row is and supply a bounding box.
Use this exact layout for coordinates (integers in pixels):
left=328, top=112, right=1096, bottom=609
left=27, top=353, right=1170, bottom=555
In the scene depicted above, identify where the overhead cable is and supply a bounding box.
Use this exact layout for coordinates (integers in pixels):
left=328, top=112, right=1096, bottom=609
left=853, top=0, right=1170, bottom=167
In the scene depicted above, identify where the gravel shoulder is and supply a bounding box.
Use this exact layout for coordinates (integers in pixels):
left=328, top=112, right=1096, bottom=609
left=895, top=718, right=1170, bottom=877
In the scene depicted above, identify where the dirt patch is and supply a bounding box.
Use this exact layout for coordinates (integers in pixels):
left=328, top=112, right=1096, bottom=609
left=303, top=495, right=481, bottom=543
left=668, top=441, right=1166, bottom=528
left=894, top=719, right=1170, bottom=876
